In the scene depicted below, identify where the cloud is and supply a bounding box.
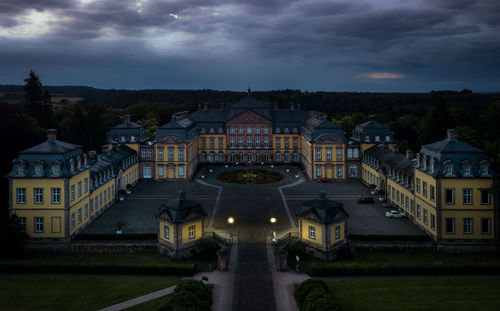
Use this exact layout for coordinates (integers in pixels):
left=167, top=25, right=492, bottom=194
left=357, top=73, right=406, bottom=79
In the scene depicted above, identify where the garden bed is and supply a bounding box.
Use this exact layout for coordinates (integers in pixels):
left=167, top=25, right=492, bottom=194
left=216, top=169, right=284, bottom=184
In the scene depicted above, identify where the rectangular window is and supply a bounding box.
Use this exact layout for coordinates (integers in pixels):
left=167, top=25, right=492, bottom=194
left=335, top=226, right=341, bottom=240
left=353, top=149, right=359, bottom=158
left=19, top=217, right=26, bottom=232
left=276, top=138, right=281, bottom=148
left=255, top=138, right=260, bottom=148
left=158, top=148, right=164, bottom=160
left=336, top=149, right=343, bottom=160
left=90, top=199, right=94, bottom=214
left=326, top=148, right=332, bottom=159
left=431, top=214, right=436, bottom=230
left=316, top=148, right=321, bottom=159
left=51, top=188, right=61, bottom=204
left=189, top=225, right=195, bottom=239
left=158, top=166, right=164, bottom=177
left=337, top=166, right=343, bottom=177
left=164, top=225, right=170, bottom=239
left=309, top=226, right=316, bottom=239
left=84, top=204, right=88, bottom=220
left=71, top=213, right=75, bottom=229
left=347, top=148, right=353, bottom=159
left=446, top=218, right=455, bottom=234
left=293, top=138, right=298, bottom=148
left=247, top=138, right=252, bottom=148
left=264, top=138, right=269, bottom=148
left=416, top=178, right=421, bottom=193
left=230, top=127, right=235, bottom=134
left=99, top=193, right=103, bottom=206
left=423, top=182, right=427, bottom=197
left=78, top=208, right=82, bottom=225
left=16, top=188, right=26, bottom=204
left=264, top=128, right=269, bottom=134
left=84, top=178, right=88, bottom=193
left=95, top=196, right=98, bottom=209
left=316, top=165, right=322, bottom=177
left=178, top=166, right=184, bottom=176
left=405, top=196, right=409, bottom=211
left=481, top=218, right=491, bottom=234
left=417, top=204, right=421, bottom=220
left=78, top=181, right=82, bottom=197
left=463, top=188, right=473, bottom=205
left=210, top=138, right=215, bottom=148
left=201, top=138, right=206, bottom=148
left=178, top=148, right=184, bottom=160
left=230, top=138, right=235, bottom=148
left=71, top=185, right=75, bottom=201
left=218, top=138, right=223, bottom=148
left=238, top=128, right=243, bottom=134
left=284, top=138, right=289, bottom=148
left=423, top=209, right=428, bottom=225
left=410, top=200, right=415, bottom=214
left=238, top=138, right=243, bottom=148
left=396, top=190, right=400, bottom=203
left=34, top=217, right=44, bottom=233
left=247, top=127, right=252, bottom=134
left=430, top=185, right=435, bottom=201
left=256, top=128, right=261, bottom=134
left=34, top=188, right=43, bottom=204
left=168, top=148, right=174, bottom=160
left=481, top=190, right=490, bottom=204
left=445, top=189, right=455, bottom=204
left=463, top=218, right=473, bottom=234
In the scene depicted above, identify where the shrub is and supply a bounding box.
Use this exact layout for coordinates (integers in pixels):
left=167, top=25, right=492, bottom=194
left=0, top=214, right=28, bottom=258
left=175, top=280, right=211, bottom=303
left=160, top=280, right=211, bottom=311
left=303, top=297, right=341, bottom=311
left=288, top=238, right=306, bottom=256
left=302, top=288, right=327, bottom=311
left=294, top=279, right=328, bottom=309
left=195, top=237, right=219, bottom=259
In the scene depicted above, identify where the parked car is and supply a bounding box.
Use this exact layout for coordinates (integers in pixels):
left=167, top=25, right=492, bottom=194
left=357, top=197, right=375, bottom=204
left=317, top=177, right=331, bottom=183
left=386, top=210, right=405, bottom=218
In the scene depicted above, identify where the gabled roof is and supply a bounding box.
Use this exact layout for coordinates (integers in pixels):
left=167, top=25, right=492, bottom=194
left=156, top=191, right=207, bottom=224
left=271, top=109, right=308, bottom=123
left=298, top=192, right=349, bottom=224
left=231, top=90, right=268, bottom=109
left=20, top=140, right=81, bottom=154
left=189, top=109, right=227, bottom=123
left=111, top=120, right=143, bottom=129
left=303, top=118, right=346, bottom=142
left=97, top=144, right=136, bottom=173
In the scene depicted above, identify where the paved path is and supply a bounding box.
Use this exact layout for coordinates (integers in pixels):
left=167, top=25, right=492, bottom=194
left=95, top=285, right=177, bottom=311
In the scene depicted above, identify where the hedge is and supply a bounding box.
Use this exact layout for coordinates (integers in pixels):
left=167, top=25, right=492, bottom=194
left=347, top=234, right=432, bottom=242
left=0, top=262, right=196, bottom=276
left=74, top=233, right=157, bottom=241
left=159, top=280, right=211, bottom=311
left=294, top=279, right=340, bottom=311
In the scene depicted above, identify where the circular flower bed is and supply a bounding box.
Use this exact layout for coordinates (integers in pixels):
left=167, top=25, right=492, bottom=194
left=216, top=169, right=284, bottom=184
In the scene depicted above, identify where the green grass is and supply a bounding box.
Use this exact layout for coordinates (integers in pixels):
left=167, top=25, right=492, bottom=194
left=124, top=284, right=214, bottom=311
left=293, top=251, right=500, bottom=276
left=0, top=274, right=179, bottom=311
left=0, top=252, right=216, bottom=276
left=325, top=278, right=500, bottom=311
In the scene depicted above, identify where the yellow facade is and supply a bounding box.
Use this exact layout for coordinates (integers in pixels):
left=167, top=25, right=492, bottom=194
left=12, top=178, right=66, bottom=209
left=329, top=222, right=345, bottom=245
left=181, top=219, right=203, bottom=244
left=300, top=219, right=323, bottom=245
left=13, top=209, right=66, bottom=238
left=118, top=163, right=139, bottom=189
left=69, top=170, right=90, bottom=208
left=158, top=220, right=174, bottom=243
left=155, top=143, right=190, bottom=180
left=361, top=163, right=381, bottom=187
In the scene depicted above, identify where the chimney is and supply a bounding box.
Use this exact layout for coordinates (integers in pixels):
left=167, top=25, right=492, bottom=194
left=369, top=115, right=375, bottom=121
left=101, top=145, right=109, bottom=153
left=220, top=102, right=225, bottom=111
left=290, top=102, right=295, bottom=111
left=447, top=129, right=457, bottom=140
left=392, top=144, right=399, bottom=153
left=406, top=149, right=414, bottom=159
left=273, top=102, right=279, bottom=111
left=203, top=102, right=208, bottom=111
left=88, top=150, right=97, bottom=160
left=124, top=114, right=131, bottom=122
left=47, top=129, right=57, bottom=141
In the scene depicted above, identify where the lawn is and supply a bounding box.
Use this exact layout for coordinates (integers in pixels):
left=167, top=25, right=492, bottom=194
left=293, top=251, right=500, bottom=276
left=0, top=252, right=216, bottom=275
left=325, top=278, right=500, bottom=311
left=0, top=274, right=179, bottom=311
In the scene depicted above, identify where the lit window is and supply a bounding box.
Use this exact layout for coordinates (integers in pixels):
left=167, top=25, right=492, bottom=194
left=189, top=225, right=195, bottom=239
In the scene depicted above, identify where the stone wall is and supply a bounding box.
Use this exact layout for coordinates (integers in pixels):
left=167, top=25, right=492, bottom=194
left=71, top=241, right=157, bottom=253
left=351, top=241, right=435, bottom=252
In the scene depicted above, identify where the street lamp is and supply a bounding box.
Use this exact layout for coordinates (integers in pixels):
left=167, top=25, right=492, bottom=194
left=270, top=217, right=277, bottom=242
left=227, top=217, right=234, bottom=244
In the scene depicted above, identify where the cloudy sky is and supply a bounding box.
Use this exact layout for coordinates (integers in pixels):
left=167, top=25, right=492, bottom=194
left=0, top=0, right=499, bottom=91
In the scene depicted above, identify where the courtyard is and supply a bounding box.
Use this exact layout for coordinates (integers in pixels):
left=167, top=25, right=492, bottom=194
left=82, top=165, right=425, bottom=238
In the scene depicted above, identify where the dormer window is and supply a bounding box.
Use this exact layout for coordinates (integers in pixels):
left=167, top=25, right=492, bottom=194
left=34, top=164, right=43, bottom=176
left=83, top=155, right=88, bottom=167
left=375, top=135, right=380, bottom=142
left=70, top=160, right=75, bottom=172
left=293, top=126, right=298, bottom=133
left=209, top=127, right=215, bottom=133
left=430, top=161, right=434, bottom=173
left=462, top=162, right=472, bottom=176
left=16, top=164, right=25, bottom=175
left=131, top=135, right=136, bottom=142
left=444, top=162, right=454, bottom=175
left=77, top=158, right=81, bottom=170
left=51, top=163, right=60, bottom=175
left=386, top=135, right=391, bottom=142
left=365, top=135, right=370, bottom=142
left=276, top=127, right=281, bottom=133
left=201, top=127, right=207, bottom=133
left=284, top=127, right=289, bottom=133
left=480, top=163, right=489, bottom=176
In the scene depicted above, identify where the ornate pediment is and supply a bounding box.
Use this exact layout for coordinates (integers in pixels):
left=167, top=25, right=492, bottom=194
left=227, top=110, right=271, bottom=125
left=315, top=135, right=343, bottom=144
left=157, top=135, right=185, bottom=144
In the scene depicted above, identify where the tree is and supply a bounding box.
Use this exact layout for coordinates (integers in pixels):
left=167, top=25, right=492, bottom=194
left=23, top=70, right=53, bottom=128
left=417, top=100, right=451, bottom=145
left=137, top=112, right=159, bottom=139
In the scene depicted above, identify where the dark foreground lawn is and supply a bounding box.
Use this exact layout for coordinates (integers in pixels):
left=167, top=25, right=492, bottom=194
left=325, top=278, right=500, bottom=311
left=294, top=251, right=500, bottom=276
left=0, top=274, right=179, bottom=311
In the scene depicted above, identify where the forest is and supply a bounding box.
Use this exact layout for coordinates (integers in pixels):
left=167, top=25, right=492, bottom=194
left=1, top=71, right=500, bottom=219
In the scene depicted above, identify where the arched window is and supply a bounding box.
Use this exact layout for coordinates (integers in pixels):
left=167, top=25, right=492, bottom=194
left=480, top=162, right=490, bottom=176
left=461, top=161, right=472, bottom=176
left=444, top=161, right=454, bottom=175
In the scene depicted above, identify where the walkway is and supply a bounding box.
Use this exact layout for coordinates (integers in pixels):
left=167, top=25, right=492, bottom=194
left=96, top=286, right=177, bottom=311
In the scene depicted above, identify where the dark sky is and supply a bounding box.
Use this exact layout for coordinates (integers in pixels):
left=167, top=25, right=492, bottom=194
left=0, top=0, right=499, bottom=92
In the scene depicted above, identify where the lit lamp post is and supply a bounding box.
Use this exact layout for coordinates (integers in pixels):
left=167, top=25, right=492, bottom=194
left=227, top=216, right=234, bottom=244
left=270, top=217, right=277, bottom=242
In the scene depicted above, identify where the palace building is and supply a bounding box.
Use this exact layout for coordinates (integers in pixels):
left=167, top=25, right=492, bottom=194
left=7, top=90, right=498, bottom=249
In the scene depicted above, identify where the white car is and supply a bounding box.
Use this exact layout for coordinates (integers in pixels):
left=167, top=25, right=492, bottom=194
left=386, top=210, right=405, bottom=218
